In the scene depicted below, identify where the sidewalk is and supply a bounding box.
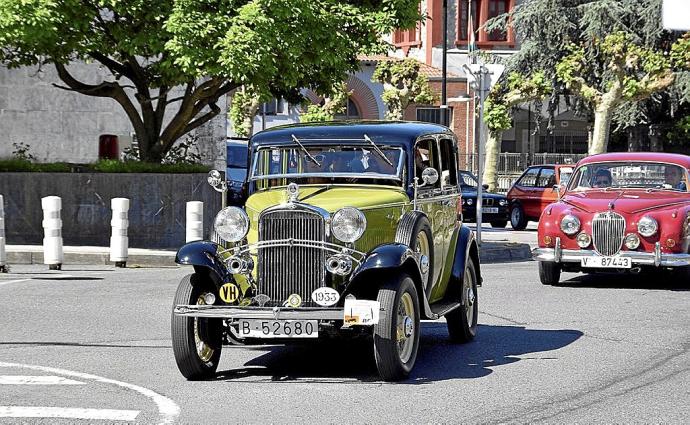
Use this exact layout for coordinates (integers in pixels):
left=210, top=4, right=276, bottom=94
left=4, top=245, right=176, bottom=268
left=469, top=222, right=537, bottom=263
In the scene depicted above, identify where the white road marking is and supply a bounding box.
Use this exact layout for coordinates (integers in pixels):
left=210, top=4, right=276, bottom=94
left=0, top=406, right=139, bottom=421
left=0, top=279, right=30, bottom=287
left=0, top=375, right=85, bottom=385
left=0, top=362, right=180, bottom=424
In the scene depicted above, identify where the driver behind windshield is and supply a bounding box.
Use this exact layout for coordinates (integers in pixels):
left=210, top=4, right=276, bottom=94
left=592, top=169, right=613, bottom=188
left=664, top=166, right=687, bottom=190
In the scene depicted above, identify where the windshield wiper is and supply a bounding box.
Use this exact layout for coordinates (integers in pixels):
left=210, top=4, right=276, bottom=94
left=291, top=134, right=321, bottom=167
left=363, top=134, right=393, bottom=167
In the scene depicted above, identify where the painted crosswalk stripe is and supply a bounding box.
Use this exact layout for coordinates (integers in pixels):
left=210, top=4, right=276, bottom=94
left=0, top=406, right=139, bottom=421
left=0, top=375, right=85, bottom=385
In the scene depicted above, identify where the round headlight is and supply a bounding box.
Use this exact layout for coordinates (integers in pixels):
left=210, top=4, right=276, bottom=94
left=637, top=216, right=658, bottom=237
left=576, top=232, right=591, bottom=248
left=331, top=207, right=366, bottom=243
left=213, top=207, right=250, bottom=242
left=499, top=199, right=508, bottom=206
left=461, top=198, right=466, bottom=205
left=467, top=198, right=474, bottom=205
left=560, top=214, right=581, bottom=235
left=624, top=233, right=640, bottom=250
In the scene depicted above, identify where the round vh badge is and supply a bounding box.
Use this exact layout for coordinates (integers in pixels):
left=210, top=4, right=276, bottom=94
left=219, top=283, right=240, bottom=303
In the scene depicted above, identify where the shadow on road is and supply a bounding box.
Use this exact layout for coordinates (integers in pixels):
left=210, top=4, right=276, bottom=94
left=213, top=324, right=582, bottom=384
left=560, top=271, right=690, bottom=291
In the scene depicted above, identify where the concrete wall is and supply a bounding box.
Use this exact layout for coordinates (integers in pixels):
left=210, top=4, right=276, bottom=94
left=0, top=173, right=221, bottom=249
left=0, top=63, right=226, bottom=166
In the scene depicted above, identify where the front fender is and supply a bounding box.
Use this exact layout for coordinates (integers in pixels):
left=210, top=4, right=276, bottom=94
left=451, top=226, right=482, bottom=287
left=175, top=241, right=232, bottom=287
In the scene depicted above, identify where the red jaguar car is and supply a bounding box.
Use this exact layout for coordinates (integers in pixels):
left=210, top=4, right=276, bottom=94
left=532, top=152, right=690, bottom=285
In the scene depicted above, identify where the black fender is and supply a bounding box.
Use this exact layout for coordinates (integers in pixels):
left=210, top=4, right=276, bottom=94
left=175, top=241, right=232, bottom=288
left=345, top=243, right=422, bottom=299
left=451, top=225, right=482, bottom=288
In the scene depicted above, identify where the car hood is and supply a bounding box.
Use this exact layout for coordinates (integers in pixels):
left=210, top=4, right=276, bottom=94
left=245, top=184, right=409, bottom=216
left=561, top=189, right=690, bottom=214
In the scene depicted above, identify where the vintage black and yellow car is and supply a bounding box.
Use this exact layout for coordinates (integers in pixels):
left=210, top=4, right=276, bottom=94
left=172, top=122, right=482, bottom=381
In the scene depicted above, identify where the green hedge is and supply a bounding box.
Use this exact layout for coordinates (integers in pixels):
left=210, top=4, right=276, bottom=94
left=0, top=159, right=211, bottom=173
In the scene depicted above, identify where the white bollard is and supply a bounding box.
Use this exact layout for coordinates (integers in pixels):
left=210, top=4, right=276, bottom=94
left=41, top=196, right=63, bottom=270
left=0, top=195, right=7, bottom=273
left=186, top=201, right=204, bottom=243
left=110, top=198, right=130, bottom=268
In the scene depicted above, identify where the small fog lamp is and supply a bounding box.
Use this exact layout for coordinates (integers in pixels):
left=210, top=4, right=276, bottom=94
left=203, top=293, right=216, bottom=305
left=624, top=233, right=640, bottom=250
left=576, top=233, right=591, bottom=248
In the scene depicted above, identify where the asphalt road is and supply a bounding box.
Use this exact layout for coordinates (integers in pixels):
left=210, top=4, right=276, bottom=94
left=0, top=260, right=688, bottom=424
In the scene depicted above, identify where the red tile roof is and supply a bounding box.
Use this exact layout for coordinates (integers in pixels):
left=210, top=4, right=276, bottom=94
left=358, top=55, right=461, bottom=79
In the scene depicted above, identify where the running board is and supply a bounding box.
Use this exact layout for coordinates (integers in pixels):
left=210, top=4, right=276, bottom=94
left=429, top=300, right=462, bottom=318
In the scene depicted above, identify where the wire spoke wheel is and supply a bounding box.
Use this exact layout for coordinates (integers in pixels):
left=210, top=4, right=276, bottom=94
left=396, top=292, right=416, bottom=364
left=193, top=294, right=215, bottom=363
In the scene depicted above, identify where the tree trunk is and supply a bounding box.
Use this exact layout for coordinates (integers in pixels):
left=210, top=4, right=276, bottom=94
left=482, top=130, right=502, bottom=192
left=241, top=98, right=260, bottom=138
left=589, top=106, right=614, bottom=155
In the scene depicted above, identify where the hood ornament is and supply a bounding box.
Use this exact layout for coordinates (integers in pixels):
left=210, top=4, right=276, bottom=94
left=286, top=183, right=299, bottom=203
left=608, top=202, right=615, bottom=210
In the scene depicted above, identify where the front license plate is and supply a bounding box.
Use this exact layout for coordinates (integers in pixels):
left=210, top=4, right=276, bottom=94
left=581, top=256, right=631, bottom=269
left=238, top=320, right=318, bottom=338
left=482, top=207, right=499, bottom=214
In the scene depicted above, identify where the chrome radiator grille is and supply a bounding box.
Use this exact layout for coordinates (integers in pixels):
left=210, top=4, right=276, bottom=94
left=592, top=211, right=626, bottom=256
left=258, top=209, right=325, bottom=305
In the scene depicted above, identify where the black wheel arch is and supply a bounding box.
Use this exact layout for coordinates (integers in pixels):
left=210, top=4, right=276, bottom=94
left=450, top=225, right=482, bottom=289
left=175, top=241, right=232, bottom=290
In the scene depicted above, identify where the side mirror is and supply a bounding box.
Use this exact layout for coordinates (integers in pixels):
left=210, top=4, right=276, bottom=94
left=421, top=167, right=439, bottom=186
left=553, top=184, right=564, bottom=198
left=207, top=169, right=227, bottom=193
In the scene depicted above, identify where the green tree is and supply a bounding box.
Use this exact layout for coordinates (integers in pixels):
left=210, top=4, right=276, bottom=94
left=372, top=58, right=435, bottom=120
left=0, top=0, right=420, bottom=162
left=300, top=83, right=352, bottom=123
left=229, top=86, right=261, bottom=138
left=485, top=0, right=690, bottom=154
left=483, top=72, right=551, bottom=191
left=557, top=32, right=690, bottom=154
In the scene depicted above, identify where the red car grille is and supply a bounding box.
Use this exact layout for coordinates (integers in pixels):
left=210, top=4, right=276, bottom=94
left=592, top=211, right=626, bottom=256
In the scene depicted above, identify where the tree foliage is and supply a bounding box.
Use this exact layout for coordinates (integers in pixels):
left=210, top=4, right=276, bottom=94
left=371, top=58, right=435, bottom=120
left=0, top=0, right=421, bottom=162
left=229, top=86, right=261, bottom=138
left=301, top=83, right=352, bottom=123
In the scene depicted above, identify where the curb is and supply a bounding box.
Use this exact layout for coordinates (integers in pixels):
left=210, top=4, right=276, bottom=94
left=5, top=247, right=176, bottom=268
left=479, top=242, right=533, bottom=263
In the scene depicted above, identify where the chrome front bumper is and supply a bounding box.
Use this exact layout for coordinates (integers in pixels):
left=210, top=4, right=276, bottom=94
left=174, top=305, right=344, bottom=320
left=532, top=238, right=690, bottom=267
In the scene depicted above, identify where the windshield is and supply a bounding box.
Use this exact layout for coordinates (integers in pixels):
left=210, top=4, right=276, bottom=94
left=459, top=171, right=478, bottom=190
left=250, top=145, right=405, bottom=187
left=568, top=162, right=689, bottom=192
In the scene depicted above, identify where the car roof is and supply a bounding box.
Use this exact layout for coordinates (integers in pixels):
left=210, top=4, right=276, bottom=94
left=578, top=152, right=690, bottom=168
left=249, top=121, right=453, bottom=148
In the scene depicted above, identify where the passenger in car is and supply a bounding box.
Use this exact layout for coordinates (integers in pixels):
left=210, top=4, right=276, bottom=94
left=664, top=166, right=687, bottom=191
left=592, top=169, right=613, bottom=188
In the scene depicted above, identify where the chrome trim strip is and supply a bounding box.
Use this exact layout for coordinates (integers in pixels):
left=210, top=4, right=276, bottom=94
left=174, top=305, right=344, bottom=320
left=220, top=239, right=365, bottom=263
left=532, top=248, right=690, bottom=267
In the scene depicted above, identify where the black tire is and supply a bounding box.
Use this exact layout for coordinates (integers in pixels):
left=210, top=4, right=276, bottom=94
left=510, top=203, right=528, bottom=230
left=373, top=274, right=421, bottom=381
left=490, top=220, right=508, bottom=228
left=395, top=213, right=434, bottom=292
left=171, top=273, right=223, bottom=380
left=446, top=259, right=478, bottom=343
left=672, top=266, right=690, bottom=286
left=539, top=261, right=561, bottom=285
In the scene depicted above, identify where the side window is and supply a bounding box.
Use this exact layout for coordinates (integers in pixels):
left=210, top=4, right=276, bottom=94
left=517, top=167, right=539, bottom=187
left=536, top=167, right=556, bottom=188
left=438, top=138, right=458, bottom=190
left=414, top=139, right=440, bottom=190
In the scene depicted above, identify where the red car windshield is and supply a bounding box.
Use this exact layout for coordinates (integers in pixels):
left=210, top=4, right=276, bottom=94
left=568, top=162, right=689, bottom=192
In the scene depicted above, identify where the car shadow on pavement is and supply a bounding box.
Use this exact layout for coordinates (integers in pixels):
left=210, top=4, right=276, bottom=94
left=559, top=272, right=690, bottom=291
left=212, top=324, right=582, bottom=384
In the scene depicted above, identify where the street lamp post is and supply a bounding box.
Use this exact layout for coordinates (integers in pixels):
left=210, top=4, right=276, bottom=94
left=441, top=0, right=448, bottom=127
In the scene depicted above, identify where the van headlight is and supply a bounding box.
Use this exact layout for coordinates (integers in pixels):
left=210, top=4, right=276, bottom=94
left=637, top=216, right=658, bottom=237
left=560, top=214, right=580, bottom=235
left=331, top=207, right=366, bottom=243
left=213, top=207, right=250, bottom=242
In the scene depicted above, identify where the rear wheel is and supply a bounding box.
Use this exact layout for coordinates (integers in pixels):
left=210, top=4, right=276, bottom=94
left=446, top=260, right=478, bottom=342
left=395, top=213, right=434, bottom=291
left=539, top=261, right=561, bottom=285
left=510, top=204, right=527, bottom=230
left=373, top=274, right=420, bottom=381
left=171, top=273, right=223, bottom=380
